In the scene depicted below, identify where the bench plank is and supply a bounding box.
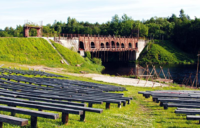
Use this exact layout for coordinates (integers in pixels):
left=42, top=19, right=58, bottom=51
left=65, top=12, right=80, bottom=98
left=0, top=114, right=28, bottom=127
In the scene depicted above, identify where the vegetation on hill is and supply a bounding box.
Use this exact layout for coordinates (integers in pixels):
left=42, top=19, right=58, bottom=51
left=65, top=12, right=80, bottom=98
left=0, top=38, right=104, bottom=73
left=0, top=38, right=63, bottom=67
left=51, top=40, right=104, bottom=73
left=138, top=40, right=195, bottom=64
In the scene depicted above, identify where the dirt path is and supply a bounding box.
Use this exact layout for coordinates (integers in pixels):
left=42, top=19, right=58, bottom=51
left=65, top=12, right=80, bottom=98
left=19, top=64, right=168, bottom=87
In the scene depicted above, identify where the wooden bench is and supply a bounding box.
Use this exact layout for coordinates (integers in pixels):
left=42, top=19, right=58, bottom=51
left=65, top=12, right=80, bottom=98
left=0, top=75, right=131, bottom=109
left=158, top=98, right=200, bottom=106
left=164, top=103, right=200, bottom=109
left=187, top=115, right=200, bottom=123
left=0, top=114, right=28, bottom=128
left=0, top=105, right=59, bottom=128
left=0, top=82, right=129, bottom=108
left=0, top=96, right=103, bottom=121
left=0, top=89, right=103, bottom=105
left=0, top=99, right=83, bottom=124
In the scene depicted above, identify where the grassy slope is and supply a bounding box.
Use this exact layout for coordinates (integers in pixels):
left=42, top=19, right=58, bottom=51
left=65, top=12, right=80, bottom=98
left=0, top=38, right=104, bottom=73
left=138, top=40, right=195, bottom=64
left=51, top=40, right=104, bottom=73
left=0, top=38, right=64, bottom=67
left=0, top=70, right=199, bottom=128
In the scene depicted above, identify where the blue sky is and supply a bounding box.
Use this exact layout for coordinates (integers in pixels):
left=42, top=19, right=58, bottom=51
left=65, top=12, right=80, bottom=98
left=1, top=0, right=200, bottom=29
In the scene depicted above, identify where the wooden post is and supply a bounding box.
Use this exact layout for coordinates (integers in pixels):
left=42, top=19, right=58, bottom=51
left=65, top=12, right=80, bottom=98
left=80, top=111, right=85, bottom=121
left=186, top=73, right=192, bottom=86
left=181, top=75, right=187, bottom=86
left=0, top=122, right=2, bottom=128
left=160, top=66, right=166, bottom=79
left=106, top=103, right=110, bottom=109
left=31, top=116, right=37, bottom=128
left=62, top=112, right=69, bottom=125
left=196, top=54, right=200, bottom=87
left=88, top=103, right=93, bottom=107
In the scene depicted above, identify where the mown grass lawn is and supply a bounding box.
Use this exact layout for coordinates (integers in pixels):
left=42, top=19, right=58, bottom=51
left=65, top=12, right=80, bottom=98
left=0, top=71, right=199, bottom=128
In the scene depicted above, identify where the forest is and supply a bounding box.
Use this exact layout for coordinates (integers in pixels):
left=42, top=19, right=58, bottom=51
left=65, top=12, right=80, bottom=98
left=0, top=9, right=200, bottom=54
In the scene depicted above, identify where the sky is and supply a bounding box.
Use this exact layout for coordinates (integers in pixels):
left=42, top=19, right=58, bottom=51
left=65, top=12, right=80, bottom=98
left=1, top=0, right=200, bottom=29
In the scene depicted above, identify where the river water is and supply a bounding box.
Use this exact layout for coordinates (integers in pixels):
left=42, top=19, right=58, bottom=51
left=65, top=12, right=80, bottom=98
left=102, top=62, right=200, bottom=85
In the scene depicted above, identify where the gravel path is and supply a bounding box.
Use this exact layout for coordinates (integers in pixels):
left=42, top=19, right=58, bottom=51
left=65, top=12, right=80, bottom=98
left=18, top=65, right=168, bottom=87
left=66, top=73, right=168, bottom=87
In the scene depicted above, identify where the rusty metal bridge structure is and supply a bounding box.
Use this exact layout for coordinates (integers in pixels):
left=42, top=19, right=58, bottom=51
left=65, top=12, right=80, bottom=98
left=54, top=34, right=142, bottom=62
left=55, top=34, right=139, bottom=52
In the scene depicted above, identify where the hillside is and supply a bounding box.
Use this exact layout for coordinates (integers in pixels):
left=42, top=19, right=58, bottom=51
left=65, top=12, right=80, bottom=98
left=51, top=40, right=104, bottom=73
left=0, top=38, right=104, bottom=73
left=137, top=40, right=195, bottom=64
left=0, top=38, right=63, bottom=67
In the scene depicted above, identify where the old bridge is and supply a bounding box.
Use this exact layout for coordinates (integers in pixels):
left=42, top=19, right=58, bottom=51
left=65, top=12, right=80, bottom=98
left=54, top=34, right=146, bottom=62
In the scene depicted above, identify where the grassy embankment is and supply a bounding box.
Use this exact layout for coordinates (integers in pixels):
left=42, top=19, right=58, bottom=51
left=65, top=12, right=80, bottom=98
left=50, top=40, right=104, bottom=73
left=138, top=40, right=195, bottom=64
left=0, top=69, right=199, bottom=128
left=0, top=38, right=104, bottom=73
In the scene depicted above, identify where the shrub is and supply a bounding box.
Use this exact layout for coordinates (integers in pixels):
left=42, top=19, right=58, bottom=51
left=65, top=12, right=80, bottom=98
left=92, top=58, right=102, bottom=65
left=85, top=51, right=91, bottom=60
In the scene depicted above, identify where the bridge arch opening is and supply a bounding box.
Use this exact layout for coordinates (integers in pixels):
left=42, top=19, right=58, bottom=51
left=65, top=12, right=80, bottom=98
left=135, top=42, right=138, bottom=48
left=106, top=42, right=110, bottom=48
left=116, top=42, right=120, bottom=48
left=129, top=43, right=132, bottom=48
left=121, top=43, right=125, bottom=48
left=111, top=41, right=115, bottom=48
left=91, top=42, right=95, bottom=48
left=101, top=43, right=104, bottom=48
left=79, top=41, right=84, bottom=50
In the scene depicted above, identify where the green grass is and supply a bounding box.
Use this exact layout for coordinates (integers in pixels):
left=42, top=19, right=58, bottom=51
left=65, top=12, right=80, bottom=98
left=0, top=38, right=104, bottom=73
left=51, top=40, right=104, bottom=73
left=0, top=68, right=199, bottom=127
left=0, top=38, right=64, bottom=68
left=138, top=40, right=195, bottom=64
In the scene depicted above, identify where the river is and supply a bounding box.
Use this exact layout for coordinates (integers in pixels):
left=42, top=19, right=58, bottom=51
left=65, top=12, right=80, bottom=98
left=102, top=62, right=200, bottom=85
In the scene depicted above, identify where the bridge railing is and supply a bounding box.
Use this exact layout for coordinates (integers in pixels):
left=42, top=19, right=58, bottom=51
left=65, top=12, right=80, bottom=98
left=59, top=33, right=140, bottom=39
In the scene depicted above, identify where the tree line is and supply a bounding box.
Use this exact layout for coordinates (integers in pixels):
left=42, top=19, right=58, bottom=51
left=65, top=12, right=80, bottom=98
left=0, top=9, right=199, bottom=54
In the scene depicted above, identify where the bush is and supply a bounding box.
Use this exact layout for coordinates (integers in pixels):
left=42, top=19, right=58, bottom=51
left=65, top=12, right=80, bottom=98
left=85, top=51, right=91, bottom=60
left=92, top=58, right=102, bottom=65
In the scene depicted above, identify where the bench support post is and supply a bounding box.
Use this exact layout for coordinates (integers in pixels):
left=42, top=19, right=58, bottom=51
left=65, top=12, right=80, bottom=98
left=8, top=105, right=16, bottom=116
left=106, top=103, right=110, bottom=109
left=80, top=111, right=85, bottom=121
left=123, top=102, right=126, bottom=106
left=164, top=105, right=168, bottom=110
left=31, top=116, right=37, bottom=128
left=0, top=122, right=2, bottom=128
left=88, top=103, right=93, bottom=107
left=62, top=112, right=69, bottom=125
left=118, top=103, right=121, bottom=108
